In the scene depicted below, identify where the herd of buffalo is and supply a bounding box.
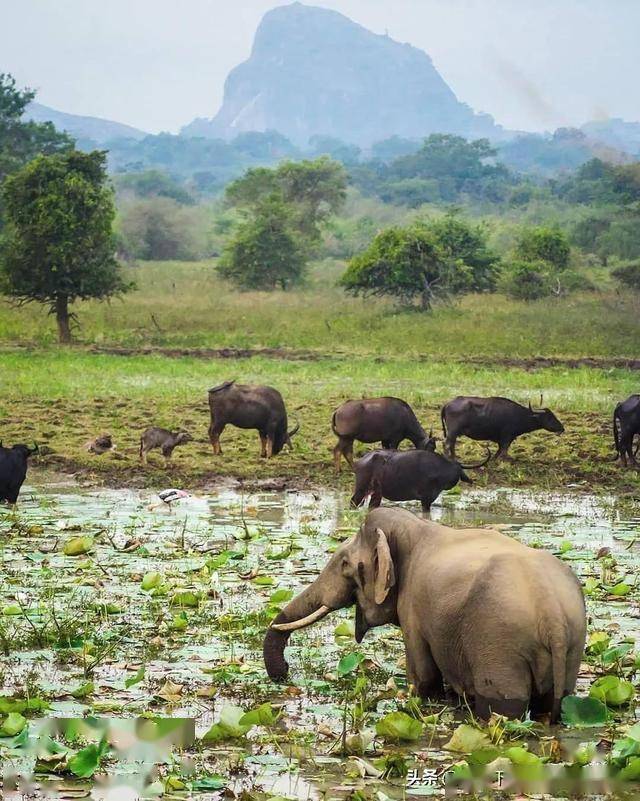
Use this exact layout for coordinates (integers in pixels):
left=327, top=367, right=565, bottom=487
left=1, top=382, right=639, bottom=720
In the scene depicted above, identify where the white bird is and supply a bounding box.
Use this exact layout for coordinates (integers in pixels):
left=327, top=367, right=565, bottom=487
left=148, top=488, right=190, bottom=512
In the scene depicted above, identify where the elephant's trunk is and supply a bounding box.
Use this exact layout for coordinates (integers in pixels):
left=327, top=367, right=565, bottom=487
left=263, top=583, right=328, bottom=682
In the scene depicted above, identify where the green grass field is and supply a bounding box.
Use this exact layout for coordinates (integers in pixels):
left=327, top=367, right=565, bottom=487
left=0, top=260, right=638, bottom=495
left=0, top=259, right=639, bottom=357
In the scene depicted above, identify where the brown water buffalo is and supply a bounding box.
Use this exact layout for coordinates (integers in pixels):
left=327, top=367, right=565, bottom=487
left=264, top=507, right=586, bottom=721
left=0, top=443, right=38, bottom=504
left=441, top=396, right=564, bottom=460
left=613, top=394, right=640, bottom=467
left=332, top=397, right=436, bottom=471
left=350, top=447, right=491, bottom=514
left=208, top=380, right=299, bottom=458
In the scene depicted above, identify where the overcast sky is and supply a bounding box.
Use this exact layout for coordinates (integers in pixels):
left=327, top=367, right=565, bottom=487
left=3, top=0, right=638, bottom=135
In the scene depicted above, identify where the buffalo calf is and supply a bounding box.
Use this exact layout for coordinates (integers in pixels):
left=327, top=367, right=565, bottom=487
left=140, top=428, right=193, bottom=466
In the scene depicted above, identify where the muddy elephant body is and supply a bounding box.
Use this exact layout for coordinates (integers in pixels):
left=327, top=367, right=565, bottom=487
left=264, top=508, right=586, bottom=721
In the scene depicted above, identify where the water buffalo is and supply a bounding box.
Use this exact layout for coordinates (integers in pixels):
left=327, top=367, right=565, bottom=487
left=140, top=427, right=193, bottom=466
left=332, top=397, right=436, bottom=472
left=441, top=396, right=564, bottom=460
left=613, top=394, right=640, bottom=467
left=350, top=448, right=491, bottom=514
left=208, top=380, right=299, bottom=458
left=0, top=443, right=38, bottom=504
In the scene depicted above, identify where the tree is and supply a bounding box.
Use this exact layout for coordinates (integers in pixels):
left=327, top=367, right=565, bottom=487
left=217, top=195, right=305, bottom=290
left=225, top=157, right=347, bottom=245
left=515, top=226, right=571, bottom=271
left=500, top=260, right=553, bottom=301
left=612, top=262, right=640, bottom=291
left=341, top=215, right=500, bottom=310
left=424, top=213, right=500, bottom=292
left=117, top=197, right=208, bottom=260
left=340, top=224, right=450, bottom=309
left=0, top=73, right=72, bottom=185
left=0, top=150, right=130, bottom=342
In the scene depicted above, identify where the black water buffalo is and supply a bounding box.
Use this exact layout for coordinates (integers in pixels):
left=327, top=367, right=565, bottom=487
left=0, top=443, right=38, bottom=504
left=350, top=448, right=490, bottom=514
left=441, top=396, right=564, bottom=459
left=332, top=397, right=436, bottom=472
left=613, top=394, right=640, bottom=467
left=208, top=381, right=299, bottom=458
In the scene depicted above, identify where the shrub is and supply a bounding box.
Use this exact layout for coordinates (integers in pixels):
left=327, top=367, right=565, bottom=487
left=611, top=262, right=640, bottom=290
left=515, top=226, right=571, bottom=271
left=500, top=260, right=553, bottom=301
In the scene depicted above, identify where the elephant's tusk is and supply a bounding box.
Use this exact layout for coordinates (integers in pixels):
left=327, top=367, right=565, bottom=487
left=270, top=605, right=331, bottom=632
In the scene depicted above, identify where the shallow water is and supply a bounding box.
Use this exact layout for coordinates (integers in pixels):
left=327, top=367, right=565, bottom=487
left=0, top=476, right=638, bottom=799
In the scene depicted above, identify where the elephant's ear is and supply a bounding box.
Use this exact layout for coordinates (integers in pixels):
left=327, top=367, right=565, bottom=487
left=374, top=527, right=395, bottom=604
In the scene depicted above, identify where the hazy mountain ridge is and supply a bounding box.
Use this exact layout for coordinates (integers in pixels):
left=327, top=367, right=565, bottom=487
left=182, top=2, right=506, bottom=146
left=26, top=102, right=148, bottom=145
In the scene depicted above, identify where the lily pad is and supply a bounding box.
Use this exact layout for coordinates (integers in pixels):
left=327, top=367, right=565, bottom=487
left=561, top=695, right=609, bottom=727
left=375, top=711, right=423, bottom=742
left=63, top=536, right=94, bottom=556
left=444, top=723, right=491, bottom=753
left=589, top=676, right=635, bottom=707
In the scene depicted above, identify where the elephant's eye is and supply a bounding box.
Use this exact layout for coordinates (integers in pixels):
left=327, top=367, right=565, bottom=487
left=340, top=556, right=352, bottom=576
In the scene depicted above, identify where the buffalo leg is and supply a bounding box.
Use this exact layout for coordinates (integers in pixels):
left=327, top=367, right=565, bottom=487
left=343, top=440, right=355, bottom=470
left=421, top=499, right=432, bottom=515
left=265, top=436, right=274, bottom=459
left=445, top=432, right=457, bottom=459
left=495, top=439, right=514, bottom=460
left=259, top=434, right=268, bottom=458
left=209, top=423, right=225, bottom=456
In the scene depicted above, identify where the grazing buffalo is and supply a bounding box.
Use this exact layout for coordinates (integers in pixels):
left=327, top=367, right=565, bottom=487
left=332, top=397, right=436, bottom=472
left=351, top=447, right=491, bottom=514
left=0, top=443, right=38, bottom=504
left=208, top=380, right=299, bottom=458
left=613, top=394, right=640, bottom=467
left=441, top=396, right=564, bottom=460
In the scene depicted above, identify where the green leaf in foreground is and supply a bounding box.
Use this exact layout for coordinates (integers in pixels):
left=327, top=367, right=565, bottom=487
left=561, top=695, right=609, bottom=727
left=124, top=665, right=145, bottom=689
left=239, top=703, right=279, bottom=727
left=444, top=723, right=491, bottom=753
left=70, top=681, right=94, bottom=699
left=201, top=705, right=252, bottom=742
left=63, top=536, right=94, bottom=556
left=589, top=676, right=635, bottom=707
left=337, top=652, right=364, bottom=676
left=67, top=739, right=109, bottom=778
left=375, top=711, right=424, bottom=742
left=0, top=712, right=27, bottom=736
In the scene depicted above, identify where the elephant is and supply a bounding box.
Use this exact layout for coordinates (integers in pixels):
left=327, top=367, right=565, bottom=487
left=263, top=507, right=586, bottom=721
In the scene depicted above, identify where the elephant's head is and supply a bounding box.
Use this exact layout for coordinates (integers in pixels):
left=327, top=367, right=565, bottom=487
left=263, top=519, right=399, bottom=681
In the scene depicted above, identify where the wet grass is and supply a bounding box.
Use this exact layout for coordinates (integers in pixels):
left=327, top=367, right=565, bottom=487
left=0, top=349, right=639, bottom=496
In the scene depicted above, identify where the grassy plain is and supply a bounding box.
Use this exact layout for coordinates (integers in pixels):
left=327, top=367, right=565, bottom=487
left=0, top=260, right=638, bottom=495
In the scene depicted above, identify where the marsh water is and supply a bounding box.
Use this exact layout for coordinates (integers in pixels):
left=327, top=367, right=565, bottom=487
left=0, top=473, right=638, bottom=799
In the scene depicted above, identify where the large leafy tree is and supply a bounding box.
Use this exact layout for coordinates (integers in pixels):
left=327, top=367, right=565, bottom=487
left=218, top=195, right=305, bottom=290
left=341, top=215, right=499, bottom=310
left=225, top=156, right=347, bottom=245
left=0, top=150, right=130, bottom=342
left=0, top=73, right=72, bottom=185
left=515, top=226, right=571, bottom=271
